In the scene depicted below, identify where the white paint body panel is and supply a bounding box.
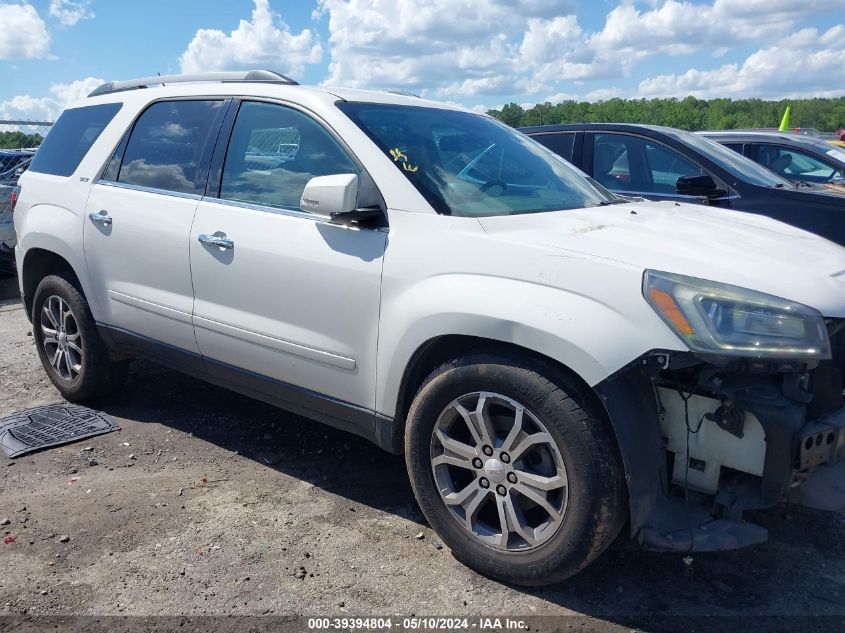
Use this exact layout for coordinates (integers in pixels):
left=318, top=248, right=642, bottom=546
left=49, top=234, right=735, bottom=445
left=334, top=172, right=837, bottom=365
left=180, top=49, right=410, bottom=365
left=190, top=199, right=386, bottom=408
left=83, top=184, right=199, bottom=353
left=13, top=80, right=845, bottom=423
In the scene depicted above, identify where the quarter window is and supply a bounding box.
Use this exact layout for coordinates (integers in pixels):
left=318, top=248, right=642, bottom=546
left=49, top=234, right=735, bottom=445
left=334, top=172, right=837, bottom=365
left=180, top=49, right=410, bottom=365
left=117, top=100, right=223, bottom=195
left=531, top=133, right=576, bottom=162
left=28, top=103, right=122, bottom=177
left=220, top=101, right=358, bottom=211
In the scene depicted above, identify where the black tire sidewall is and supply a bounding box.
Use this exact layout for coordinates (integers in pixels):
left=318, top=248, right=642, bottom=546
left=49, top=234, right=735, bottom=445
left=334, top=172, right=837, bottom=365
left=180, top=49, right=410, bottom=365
left=406, top=356, right=623, bottom=585
left=32, top=274, right=102, bottom=401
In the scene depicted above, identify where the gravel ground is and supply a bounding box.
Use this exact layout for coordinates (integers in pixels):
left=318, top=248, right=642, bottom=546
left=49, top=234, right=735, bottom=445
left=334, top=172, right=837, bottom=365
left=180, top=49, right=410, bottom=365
left=0, top=276, right=844, bottom=631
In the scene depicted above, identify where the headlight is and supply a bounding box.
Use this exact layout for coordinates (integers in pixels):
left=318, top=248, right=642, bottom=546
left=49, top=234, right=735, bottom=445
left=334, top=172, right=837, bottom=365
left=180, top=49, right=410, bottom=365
left=643, top=270, right=830, bottom=359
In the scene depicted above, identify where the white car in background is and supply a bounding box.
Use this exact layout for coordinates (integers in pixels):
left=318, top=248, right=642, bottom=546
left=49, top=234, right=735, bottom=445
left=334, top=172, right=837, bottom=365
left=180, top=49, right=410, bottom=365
left=12, top=71, right=845, bottom=585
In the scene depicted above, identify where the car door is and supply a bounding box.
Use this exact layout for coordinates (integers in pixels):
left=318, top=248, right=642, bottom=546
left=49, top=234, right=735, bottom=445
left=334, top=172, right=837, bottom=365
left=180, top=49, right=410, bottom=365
left=84, top=99, right=226, bottom=355
left=189, top=100, right=387, bottom=417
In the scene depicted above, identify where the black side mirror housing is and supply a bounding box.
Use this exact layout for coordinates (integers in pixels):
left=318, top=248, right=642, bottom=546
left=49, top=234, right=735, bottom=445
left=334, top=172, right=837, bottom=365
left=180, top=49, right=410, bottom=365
left=330, top=205, right=383, bottom=227
left=676, top=174, right=726, bottom=198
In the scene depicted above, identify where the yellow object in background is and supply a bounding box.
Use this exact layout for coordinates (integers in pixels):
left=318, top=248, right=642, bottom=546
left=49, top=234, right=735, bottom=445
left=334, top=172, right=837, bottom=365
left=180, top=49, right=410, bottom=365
left=778, top=106, right=791, bottom=132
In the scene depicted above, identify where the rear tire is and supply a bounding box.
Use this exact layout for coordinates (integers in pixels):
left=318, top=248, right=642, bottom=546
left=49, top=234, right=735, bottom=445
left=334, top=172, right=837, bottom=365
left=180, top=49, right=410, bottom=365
left=32, top=273, right=128, bottom=402
left=405, top=352, right=626, bottom=586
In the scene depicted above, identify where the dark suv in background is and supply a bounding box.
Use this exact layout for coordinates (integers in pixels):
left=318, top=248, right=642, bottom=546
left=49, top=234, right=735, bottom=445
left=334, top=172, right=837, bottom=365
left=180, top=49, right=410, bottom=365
left=521, top=123, right=845, bottom=247
left=0, top=150, right=33, bottom=276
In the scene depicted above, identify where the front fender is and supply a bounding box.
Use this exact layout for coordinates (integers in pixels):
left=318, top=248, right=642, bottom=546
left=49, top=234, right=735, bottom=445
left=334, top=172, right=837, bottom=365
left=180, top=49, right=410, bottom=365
left=375, top=273, right=684, bottom=417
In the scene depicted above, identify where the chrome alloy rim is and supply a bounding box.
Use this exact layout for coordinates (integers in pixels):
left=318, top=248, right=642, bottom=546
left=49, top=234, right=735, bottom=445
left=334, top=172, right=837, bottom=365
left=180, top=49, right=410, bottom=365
left=40, top=295, right=83, bottom=381
left=430, top=392, right=568, bottom=551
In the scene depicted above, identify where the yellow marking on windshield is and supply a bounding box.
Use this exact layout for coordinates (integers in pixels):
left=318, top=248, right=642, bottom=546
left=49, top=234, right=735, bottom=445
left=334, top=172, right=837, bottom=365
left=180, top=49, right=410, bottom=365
left=390, top=147, right=419, bottom=173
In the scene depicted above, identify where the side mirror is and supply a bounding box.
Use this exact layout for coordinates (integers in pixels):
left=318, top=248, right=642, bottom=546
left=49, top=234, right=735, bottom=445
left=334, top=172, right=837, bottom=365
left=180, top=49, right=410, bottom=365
left=676, top=174, right=725, bottom=198
left=300, top=173, right=382, bottom=226
left=300, top=173, right=359, bottom=216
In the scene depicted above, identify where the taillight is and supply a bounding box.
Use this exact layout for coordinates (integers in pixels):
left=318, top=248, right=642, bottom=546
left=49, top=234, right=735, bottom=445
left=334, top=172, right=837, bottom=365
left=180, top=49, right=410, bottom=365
left=10, top=190, right=18, bottom=211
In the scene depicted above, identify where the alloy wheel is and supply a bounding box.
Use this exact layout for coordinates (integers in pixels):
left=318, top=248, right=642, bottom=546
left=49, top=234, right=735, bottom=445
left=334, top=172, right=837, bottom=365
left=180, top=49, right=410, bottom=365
left=430, top=391, right=568, bottom=551
left=40, top=295, right=83, bottom=382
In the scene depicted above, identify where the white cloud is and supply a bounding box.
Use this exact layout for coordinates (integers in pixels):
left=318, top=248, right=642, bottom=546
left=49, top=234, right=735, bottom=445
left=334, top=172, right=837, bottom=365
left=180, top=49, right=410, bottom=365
left=315, top=0, right=845, bottom=101
left=0, top=3, right=51, bottom=59
left=0, top=77, right=105, bottom=121
left=179, top=0, right=322, bottom=78
left=315, top=0, right=574, bottom=98
left=638, top=25, right=845, bottom=98
left=591, top=0, right=845, bottom=56
left=49, top=0, right=94, bottom=26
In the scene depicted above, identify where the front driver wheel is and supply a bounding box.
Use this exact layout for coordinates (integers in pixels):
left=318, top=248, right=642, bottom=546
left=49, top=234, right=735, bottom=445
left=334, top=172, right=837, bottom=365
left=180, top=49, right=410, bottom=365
left=405, top=352, right=626, bottom=586
left=32, top=273, right=128, bottom=402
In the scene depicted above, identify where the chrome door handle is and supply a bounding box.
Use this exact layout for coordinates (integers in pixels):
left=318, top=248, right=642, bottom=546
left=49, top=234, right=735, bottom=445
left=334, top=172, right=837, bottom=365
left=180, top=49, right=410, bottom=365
left=88, top=211, right=112, bottom=226
left=198, top=233, right=234, bottom=250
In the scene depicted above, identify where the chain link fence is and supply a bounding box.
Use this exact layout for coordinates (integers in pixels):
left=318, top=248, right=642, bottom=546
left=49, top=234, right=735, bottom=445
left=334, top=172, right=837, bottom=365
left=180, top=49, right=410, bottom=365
left=1, top=119, right=52, bottom=181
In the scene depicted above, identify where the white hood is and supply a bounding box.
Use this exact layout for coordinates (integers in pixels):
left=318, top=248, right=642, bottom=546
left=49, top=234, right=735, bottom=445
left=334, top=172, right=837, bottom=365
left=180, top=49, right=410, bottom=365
left=479, top=200, right=845, bottom=318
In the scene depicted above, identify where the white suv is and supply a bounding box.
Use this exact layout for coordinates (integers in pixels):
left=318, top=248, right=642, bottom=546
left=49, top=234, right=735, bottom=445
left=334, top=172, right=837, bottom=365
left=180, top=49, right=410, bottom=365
left=13, top=71, right=845, bottom=585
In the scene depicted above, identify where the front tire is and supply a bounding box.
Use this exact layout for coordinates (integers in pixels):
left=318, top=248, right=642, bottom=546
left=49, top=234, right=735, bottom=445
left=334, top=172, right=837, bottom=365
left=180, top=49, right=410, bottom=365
left=32, top=273, right=128, bottom=402
left=405, top=352, right=626, bottom=586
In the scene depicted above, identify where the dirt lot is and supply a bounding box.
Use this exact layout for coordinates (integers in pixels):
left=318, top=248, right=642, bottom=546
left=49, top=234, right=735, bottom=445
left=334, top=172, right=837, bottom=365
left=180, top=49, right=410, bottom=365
left=0, top=276, right=844, bottom=630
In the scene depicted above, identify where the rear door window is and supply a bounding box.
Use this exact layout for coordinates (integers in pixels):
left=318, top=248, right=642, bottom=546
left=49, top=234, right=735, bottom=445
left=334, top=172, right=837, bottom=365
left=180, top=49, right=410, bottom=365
left=28, top=103, right=122, bottom=177
left=117, top=100, right=224, bottom=195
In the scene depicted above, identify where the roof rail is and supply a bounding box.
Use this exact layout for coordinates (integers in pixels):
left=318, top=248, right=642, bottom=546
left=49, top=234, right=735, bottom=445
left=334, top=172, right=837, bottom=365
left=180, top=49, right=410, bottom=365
left=388, top=90, right=420, bottom=98
left=88, top=70, right=298, bottom=98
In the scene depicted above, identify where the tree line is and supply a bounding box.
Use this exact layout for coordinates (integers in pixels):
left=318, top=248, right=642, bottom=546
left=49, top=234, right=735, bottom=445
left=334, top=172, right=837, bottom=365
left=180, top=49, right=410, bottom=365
left=488, top=96, right=845, bottom=132
left=0, top=130, right=45, bottom=150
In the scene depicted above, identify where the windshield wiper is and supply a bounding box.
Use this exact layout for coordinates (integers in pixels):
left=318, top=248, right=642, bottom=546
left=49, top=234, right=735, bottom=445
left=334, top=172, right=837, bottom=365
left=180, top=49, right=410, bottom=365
left=594, top=199, right=629, bottom=206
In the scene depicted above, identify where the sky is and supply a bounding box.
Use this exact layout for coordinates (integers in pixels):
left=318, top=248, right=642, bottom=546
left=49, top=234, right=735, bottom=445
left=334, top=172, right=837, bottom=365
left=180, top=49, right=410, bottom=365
left=1, top=0, right=844, bottom=122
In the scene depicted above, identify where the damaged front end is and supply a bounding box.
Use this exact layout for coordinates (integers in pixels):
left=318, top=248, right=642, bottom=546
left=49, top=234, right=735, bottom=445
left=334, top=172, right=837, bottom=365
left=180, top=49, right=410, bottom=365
left=596, top=322, right=845, bottom=553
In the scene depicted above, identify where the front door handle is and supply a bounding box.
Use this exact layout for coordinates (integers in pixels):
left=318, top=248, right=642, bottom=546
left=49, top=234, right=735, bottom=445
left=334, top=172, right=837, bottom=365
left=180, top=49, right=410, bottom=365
left=88, top=211, right=112, bottom=226
left=198, top=233, right=234, bottom=250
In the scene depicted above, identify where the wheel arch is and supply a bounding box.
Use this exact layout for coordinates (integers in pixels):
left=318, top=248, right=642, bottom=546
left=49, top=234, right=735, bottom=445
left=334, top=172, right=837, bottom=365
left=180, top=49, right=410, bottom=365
left=393, top=335, right=612, bottom=435
left=388, top=334, right=663, bottom=538
left=21, top=248, right=83, bottom=320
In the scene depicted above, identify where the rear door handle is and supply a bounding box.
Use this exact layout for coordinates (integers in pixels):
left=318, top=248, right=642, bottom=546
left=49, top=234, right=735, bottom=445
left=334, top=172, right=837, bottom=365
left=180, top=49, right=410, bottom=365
left=198, top=233, right=234, bottom=250
left=88, top=211, right=112, bottom=226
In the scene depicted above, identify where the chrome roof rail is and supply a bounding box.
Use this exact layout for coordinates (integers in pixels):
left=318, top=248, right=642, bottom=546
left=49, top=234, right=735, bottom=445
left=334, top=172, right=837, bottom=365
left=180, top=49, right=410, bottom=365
left=387, top=90, right=420, bottom=98
left=88, top=70, right=298, bottom=97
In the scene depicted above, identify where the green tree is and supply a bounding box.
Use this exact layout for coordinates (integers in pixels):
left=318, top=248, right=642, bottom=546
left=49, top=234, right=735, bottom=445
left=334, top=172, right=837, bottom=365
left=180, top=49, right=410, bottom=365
left=487, top=95, right=845, bottom=132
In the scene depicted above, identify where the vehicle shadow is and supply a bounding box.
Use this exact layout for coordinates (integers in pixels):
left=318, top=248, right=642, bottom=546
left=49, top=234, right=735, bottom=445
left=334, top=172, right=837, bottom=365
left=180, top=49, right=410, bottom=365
left=96, top=357, right=845, bottom=621
left=97, top=358, right=424, bottom=526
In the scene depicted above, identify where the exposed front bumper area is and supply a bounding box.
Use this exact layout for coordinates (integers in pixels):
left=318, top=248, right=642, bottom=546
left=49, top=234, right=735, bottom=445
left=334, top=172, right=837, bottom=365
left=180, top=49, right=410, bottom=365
left=596, top=343, right=845, bottom=553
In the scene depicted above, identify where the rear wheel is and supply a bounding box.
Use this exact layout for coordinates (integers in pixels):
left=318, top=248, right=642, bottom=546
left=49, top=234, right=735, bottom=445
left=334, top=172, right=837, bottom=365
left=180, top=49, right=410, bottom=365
left=405, top=352, right=626, bottom=586
left=32, top=273, right=128, bottom=402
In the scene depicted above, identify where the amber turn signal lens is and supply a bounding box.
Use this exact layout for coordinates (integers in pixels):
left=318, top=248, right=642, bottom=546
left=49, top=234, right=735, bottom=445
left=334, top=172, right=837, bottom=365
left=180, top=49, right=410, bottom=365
left=648, top=287, right=694, bottom=336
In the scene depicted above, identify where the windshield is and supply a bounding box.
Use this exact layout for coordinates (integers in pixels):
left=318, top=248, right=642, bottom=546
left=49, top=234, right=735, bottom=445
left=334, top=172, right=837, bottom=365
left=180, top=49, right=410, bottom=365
left=338, top=103, right=612, bottom=217
left=675, top=130, right=794, bottom=189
